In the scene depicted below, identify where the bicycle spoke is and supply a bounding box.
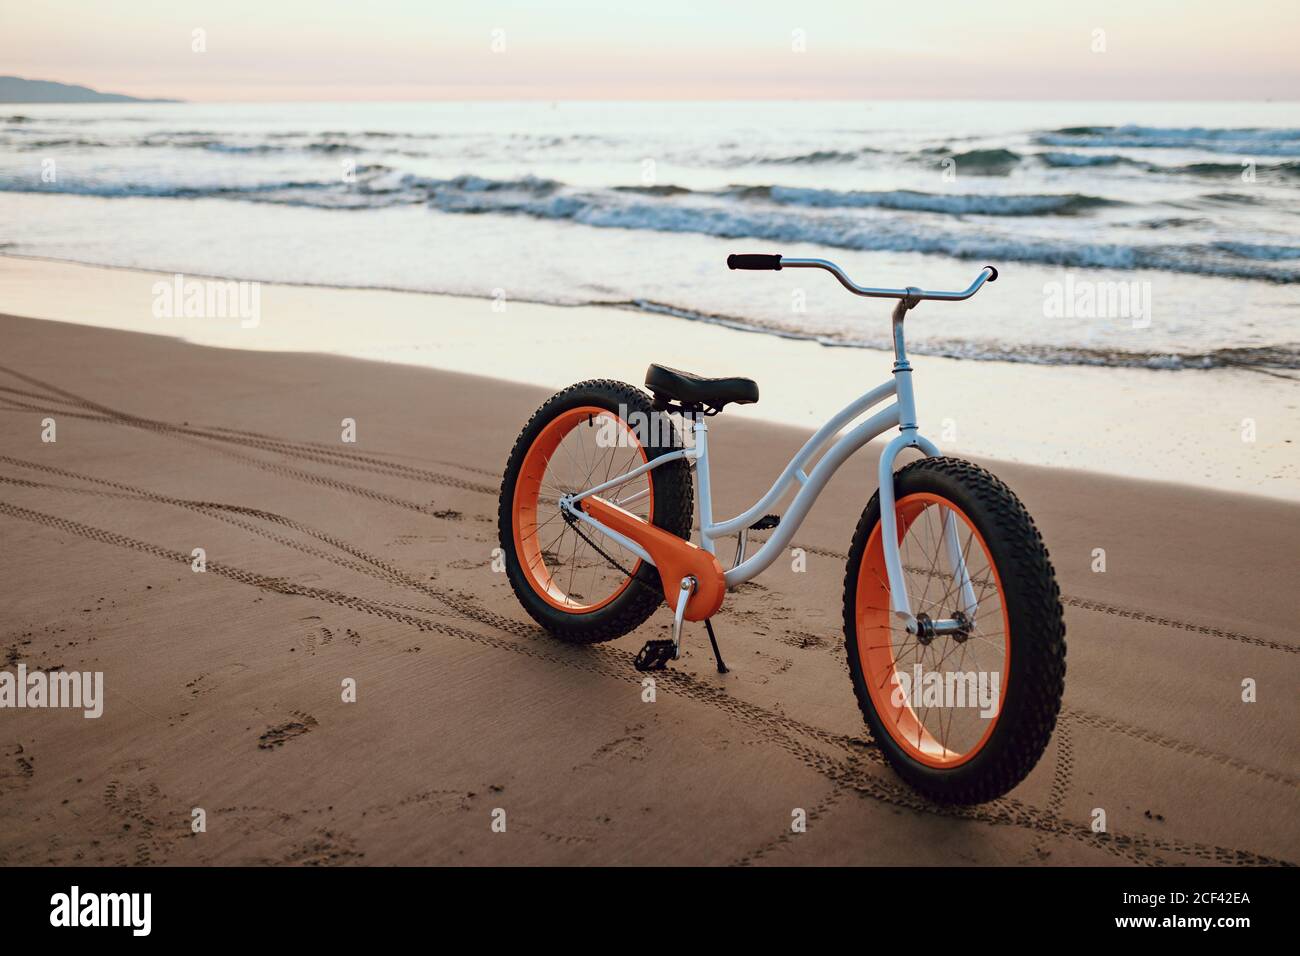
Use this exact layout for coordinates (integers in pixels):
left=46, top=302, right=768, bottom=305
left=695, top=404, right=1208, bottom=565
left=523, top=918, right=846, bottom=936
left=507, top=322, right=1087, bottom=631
left=516, top=408, right=655, bottom=610
left=856, top=492, right=1011, bottom=764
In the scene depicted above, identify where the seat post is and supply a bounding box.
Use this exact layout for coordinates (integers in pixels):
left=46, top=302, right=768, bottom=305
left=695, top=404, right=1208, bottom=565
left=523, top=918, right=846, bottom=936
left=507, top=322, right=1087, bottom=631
left=692, top=416, right=716, bottom=555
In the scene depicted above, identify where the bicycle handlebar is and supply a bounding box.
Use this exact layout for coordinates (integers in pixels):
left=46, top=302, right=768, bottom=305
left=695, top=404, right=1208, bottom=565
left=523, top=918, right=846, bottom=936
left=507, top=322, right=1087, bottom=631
left=726, top=253, right=783, bottom=271
left=728, top=253, right=998, bottom=302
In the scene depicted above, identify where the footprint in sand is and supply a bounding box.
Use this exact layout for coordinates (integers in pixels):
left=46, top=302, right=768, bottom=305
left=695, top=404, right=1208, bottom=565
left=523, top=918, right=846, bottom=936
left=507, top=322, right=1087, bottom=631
left=779, top=630, right=828, bottom=650
left=275, top=828, right=363, bottom=866
left=258, top=711, right=318, bottom=750
left=0, top=743, right=35, bottom=795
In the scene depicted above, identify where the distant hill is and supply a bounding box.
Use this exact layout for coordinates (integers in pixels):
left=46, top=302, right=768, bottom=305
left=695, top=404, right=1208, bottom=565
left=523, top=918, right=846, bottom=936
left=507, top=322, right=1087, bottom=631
left=0, top=75, right=181, bottom=103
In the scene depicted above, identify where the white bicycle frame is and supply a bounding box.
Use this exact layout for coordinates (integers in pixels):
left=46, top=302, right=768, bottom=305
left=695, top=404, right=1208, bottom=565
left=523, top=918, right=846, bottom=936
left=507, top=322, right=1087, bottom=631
left=561, top=258, right=998, bottom=636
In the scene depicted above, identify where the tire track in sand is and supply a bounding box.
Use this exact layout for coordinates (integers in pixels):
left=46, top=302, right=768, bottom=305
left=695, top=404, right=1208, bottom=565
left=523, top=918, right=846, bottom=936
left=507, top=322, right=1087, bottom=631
left=0, top=378, right=496, bottom=494
left=8, top=455, right=1289, bottom=801
left=1, top=497, right=1290, bottom=867
left=796, top=543, right=1297, bottom=656
left=3, top=369, right=1290, bottom=657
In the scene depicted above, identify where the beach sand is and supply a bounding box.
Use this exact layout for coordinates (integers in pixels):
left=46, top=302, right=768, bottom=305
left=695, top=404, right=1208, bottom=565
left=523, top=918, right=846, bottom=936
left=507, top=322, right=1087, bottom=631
left=0, top=309, right=1296, bottom=866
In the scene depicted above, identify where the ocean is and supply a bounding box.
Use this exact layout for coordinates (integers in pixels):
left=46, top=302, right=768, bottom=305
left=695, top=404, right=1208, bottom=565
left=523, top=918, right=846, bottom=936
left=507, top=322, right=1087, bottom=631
left=2, top=100, right=1298, bottom=370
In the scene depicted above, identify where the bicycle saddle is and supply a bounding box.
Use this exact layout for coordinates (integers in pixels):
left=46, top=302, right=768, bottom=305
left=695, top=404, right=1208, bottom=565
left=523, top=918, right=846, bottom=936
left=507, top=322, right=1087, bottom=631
left=645, top=364, right=759, bottom=411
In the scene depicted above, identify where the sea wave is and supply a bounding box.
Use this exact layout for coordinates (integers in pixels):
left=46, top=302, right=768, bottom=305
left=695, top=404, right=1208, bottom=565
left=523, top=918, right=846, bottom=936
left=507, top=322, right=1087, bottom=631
left=756, top=185, right=1117, bottom=216
left=0, top=165, right=418, bottom=207
left=0, top=170, right=1116, bottom=217
left=5, top=171, right=1297, bottom=282
left=750, top=147, right=879, bottom=165
left=410, top=176, right=1300, bottom=282
left=944, top=148, right=1021, bottom=173
left=628, top=300, right=1300, bottom=370
left=1180, top=160, right=1300, bottom=179
left=1034, top=125, right=1300, bottom=157
left=1037, top=151, right=1143, bottom=168
left=1038, top=152, right=1300, bottom=181
left=1195, top=192, right=1265, bottom=205
left=0, top=126, right=606, bottom=157
left=624, top=182, right=1114, bottom=216
left=1213, top=241, right=1300, bottom=261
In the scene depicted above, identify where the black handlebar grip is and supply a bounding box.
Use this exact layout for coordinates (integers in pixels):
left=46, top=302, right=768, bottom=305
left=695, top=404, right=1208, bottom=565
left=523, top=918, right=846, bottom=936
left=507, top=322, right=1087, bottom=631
left=727, top=253, right=783, bottom=271
left=984, top=265, right=999, bottom=282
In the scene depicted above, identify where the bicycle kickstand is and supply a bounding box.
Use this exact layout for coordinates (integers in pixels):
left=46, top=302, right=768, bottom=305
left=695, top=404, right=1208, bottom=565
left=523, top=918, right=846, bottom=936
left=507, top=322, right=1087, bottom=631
left=703, top=618, right=728, bottom=674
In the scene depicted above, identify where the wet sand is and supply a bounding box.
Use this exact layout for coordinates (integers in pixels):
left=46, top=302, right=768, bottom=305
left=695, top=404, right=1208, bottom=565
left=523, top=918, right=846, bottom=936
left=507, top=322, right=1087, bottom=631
left=2, top=254, right=1297, bottom=502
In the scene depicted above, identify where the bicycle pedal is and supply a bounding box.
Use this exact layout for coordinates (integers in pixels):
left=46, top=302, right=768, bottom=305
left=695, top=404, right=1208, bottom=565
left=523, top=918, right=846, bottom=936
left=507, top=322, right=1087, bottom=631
left=634, top=639, right=677, bottom=672
left=749, top=514, right=780, bottom=531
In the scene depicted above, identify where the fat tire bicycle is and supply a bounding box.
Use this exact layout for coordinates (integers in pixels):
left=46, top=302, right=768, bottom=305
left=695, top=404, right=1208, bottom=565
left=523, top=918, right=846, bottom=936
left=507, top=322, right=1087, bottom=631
left=497, top=254, right=1066, bottom=804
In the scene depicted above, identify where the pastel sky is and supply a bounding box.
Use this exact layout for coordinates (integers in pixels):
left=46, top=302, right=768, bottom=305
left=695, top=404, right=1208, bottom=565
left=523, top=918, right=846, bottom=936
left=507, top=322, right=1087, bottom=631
left=5, top=0, right=1298, bottom=101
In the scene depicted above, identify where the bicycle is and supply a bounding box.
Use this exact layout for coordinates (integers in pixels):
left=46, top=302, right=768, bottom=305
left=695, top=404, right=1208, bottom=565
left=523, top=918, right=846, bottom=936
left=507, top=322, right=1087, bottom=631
left=498, top=254, right=1066, bottom=803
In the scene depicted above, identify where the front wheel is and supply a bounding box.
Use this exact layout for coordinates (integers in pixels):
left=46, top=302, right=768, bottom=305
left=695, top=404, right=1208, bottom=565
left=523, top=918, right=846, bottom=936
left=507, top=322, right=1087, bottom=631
left=842, top=457, right=1066, bottom=804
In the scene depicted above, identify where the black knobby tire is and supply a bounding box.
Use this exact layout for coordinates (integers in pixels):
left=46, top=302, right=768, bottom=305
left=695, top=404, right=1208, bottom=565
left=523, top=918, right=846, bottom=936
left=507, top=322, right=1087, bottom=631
left=498, top=380, right=693, bottom=644
left=842, top=457, right=1066, bottom=804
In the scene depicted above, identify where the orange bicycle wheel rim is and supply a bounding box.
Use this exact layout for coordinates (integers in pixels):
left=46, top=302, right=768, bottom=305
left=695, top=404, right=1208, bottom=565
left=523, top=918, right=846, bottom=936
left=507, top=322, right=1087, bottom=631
left=855, top=492, right=1011, bottom=768
left=512, top=405, right=653, bottom=613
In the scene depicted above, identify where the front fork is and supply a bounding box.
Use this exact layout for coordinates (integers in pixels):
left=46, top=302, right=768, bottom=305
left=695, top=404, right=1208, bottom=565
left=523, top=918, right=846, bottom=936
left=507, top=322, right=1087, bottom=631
left=879, top=299, right=978, bottom=636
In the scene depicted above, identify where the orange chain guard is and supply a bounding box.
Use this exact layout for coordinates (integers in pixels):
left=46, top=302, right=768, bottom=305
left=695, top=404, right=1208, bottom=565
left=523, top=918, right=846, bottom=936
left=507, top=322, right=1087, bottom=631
left=579, top=496, right=726, bottom=621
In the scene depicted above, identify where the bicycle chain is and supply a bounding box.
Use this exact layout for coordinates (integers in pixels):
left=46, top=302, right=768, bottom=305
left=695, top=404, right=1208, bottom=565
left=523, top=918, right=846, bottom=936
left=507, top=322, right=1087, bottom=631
left=562, top=507, right=664, bottom=599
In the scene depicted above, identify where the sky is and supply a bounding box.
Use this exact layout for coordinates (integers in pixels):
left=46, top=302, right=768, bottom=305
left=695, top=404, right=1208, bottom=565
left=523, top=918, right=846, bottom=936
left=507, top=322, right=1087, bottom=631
left=3, top=0, right=1298, bottom=101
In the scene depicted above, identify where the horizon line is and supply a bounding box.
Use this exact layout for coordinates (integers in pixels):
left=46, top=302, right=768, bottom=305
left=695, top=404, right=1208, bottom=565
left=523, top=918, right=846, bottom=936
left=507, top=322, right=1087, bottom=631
left=11, top=95, right=1300, bottom=105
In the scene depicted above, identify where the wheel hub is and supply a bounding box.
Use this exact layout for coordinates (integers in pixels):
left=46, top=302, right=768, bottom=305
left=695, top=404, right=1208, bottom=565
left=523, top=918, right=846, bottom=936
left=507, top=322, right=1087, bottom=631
left=913, top=610, right=973, bottom=645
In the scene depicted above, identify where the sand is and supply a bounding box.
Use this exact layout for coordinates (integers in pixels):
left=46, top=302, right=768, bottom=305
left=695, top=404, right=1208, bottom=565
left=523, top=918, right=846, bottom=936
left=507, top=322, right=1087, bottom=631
left=0, top=308, right=1296, bottom=866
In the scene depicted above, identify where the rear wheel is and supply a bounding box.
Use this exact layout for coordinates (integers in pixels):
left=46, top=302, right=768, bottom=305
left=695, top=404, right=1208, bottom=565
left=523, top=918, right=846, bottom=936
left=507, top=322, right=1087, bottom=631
left=498, top=380, right=693, bottom=643
left=843, top=457, right=1066, bottom=804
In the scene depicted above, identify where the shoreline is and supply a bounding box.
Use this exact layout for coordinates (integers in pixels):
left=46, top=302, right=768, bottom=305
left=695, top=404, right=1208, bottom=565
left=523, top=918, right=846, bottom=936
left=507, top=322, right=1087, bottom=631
left=2, top=253, right=1296, bottom=501
left=12, top=249, right=1285, bottom=373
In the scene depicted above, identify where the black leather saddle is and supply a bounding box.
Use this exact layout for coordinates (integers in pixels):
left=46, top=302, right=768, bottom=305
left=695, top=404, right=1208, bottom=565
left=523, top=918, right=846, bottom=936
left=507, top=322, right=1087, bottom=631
left=645, top=364, right=759, bottom=412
